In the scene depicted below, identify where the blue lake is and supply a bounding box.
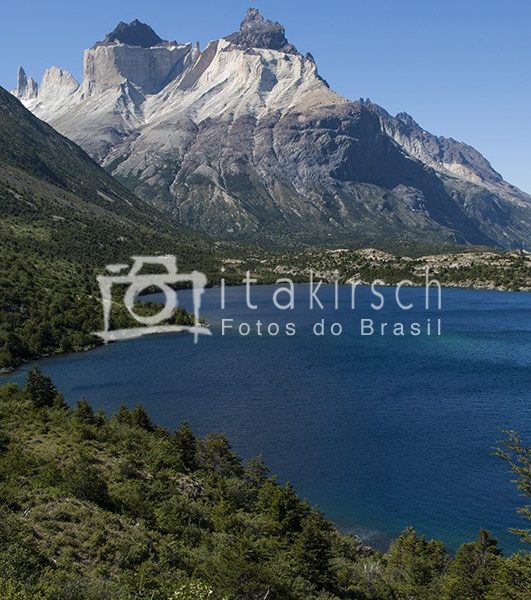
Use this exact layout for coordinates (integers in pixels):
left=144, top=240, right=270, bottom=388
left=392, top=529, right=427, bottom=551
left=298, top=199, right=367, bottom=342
left=4, top=284, right=530, bottom=553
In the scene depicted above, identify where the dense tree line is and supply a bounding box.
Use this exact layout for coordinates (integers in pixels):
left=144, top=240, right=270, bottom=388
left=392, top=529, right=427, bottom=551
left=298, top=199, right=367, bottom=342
left=0, top=373, right=528, bottom=599
left=0, top=192, right=213, bottom=370
left=2, top=188, right=527, bottom=370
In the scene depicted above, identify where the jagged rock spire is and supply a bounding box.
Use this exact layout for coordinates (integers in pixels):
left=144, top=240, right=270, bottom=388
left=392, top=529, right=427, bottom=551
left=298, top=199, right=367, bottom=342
left=225, top=7, right=298, bottom=53
left=14, top=66, right=38, bottom=100
left=241, top=7, right=266, bottom=29
left=16, top=66, right=28, bottom=95
left=26, top=77, right=38, bottom=99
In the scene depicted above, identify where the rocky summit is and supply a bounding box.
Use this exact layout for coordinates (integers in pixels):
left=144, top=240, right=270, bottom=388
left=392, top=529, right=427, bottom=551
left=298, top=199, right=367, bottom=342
left=99, top=19, right=163, bottom=48
left=225, top=7, right=298, bottom=53
left=13, top=8, right=531, bottom=248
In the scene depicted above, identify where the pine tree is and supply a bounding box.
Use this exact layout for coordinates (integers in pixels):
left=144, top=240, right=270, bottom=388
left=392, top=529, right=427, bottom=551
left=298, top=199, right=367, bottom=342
left=130, top=405, right=154, bottom=432
left=245, top=455, right=269, bottom=486
left=25, top=367, right=58, bottom=409
left=258, top=481, right=306, bottom=535
left=173, top=422, right=197, bottom=472
left=442, top=530, right=501, bottom=600
left=496, top=430, right=531, bottom=543
left=293, top=510, right=333, bottom=589
left=386, top=527, right=448, bottom=599
left=197, top=434, right=241, bottom=477
left=114, top=404, right=131, bottom=425
left=487, top=552, right=531, bottom=600
left=74, top=397, right=95, bottom=425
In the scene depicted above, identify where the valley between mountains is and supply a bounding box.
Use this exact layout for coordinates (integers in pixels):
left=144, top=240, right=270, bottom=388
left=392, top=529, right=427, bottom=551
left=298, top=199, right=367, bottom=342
left=0, top=78, right=530, bottom=372
left=0, top=7, right=530, bottom=600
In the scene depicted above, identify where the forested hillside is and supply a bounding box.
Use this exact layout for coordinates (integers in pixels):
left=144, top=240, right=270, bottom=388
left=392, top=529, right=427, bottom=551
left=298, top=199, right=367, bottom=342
left=0, top=375, right=529, bottom=599
left=0, top=86, right=217, bottom=369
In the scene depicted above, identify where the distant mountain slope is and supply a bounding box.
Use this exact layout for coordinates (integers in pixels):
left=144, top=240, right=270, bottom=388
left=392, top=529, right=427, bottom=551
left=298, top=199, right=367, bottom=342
left=1, top=84, right=168, bottom=225
left=13, top=8, right=531, bottom=249
left=0, top=84, right=214, bottom=252
left=0, top=86, right=216, bottom=368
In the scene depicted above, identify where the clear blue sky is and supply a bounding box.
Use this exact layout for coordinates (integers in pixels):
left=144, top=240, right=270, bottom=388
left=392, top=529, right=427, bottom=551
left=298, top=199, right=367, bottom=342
left=3, top=0, right=530, bottom=193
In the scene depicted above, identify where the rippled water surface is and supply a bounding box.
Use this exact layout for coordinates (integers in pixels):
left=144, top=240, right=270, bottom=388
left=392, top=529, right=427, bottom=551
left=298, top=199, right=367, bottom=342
left=5, top=285, right=530, bottom=552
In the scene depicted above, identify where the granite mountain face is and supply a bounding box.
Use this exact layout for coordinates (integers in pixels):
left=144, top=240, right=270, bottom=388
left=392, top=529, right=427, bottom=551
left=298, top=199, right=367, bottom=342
left=13, top=8, right=531, bottom=248
left=0, top=84, right=209, bottom=255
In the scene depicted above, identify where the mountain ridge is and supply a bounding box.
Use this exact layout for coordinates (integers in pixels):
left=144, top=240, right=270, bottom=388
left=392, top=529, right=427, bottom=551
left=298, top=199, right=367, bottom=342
left=0, top=84, right=218, bottom=368
left=12, top=8, right=531, bottom=249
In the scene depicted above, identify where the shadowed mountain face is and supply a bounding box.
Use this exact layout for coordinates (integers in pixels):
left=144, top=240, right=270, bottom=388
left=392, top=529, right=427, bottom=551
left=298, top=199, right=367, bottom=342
left=0, top=84, right=143, bottom=210
left=225, top=7, right=298, bottom=53
left=0, top=85, right=209, bottom=257
left=13, top=8, right=531, bottom=248
left=99, top=19, right=163, bottom=48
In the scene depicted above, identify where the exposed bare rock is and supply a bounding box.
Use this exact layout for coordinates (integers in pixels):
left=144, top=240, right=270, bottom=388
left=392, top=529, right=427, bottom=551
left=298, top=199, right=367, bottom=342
left=39, top=66, right=79, bottom=102
left=371, top=104, right=503, bottom=185
left=98, top=19, right=163, bottom=48
left=175, top=475, right=203, bottom=500
left=225, top=7, right=298, bottom=54
left=12, top=67, right=38, bottom=100
left=83, top=41, right=194, bottom=95
left=12, top=9, right=531, bottom=249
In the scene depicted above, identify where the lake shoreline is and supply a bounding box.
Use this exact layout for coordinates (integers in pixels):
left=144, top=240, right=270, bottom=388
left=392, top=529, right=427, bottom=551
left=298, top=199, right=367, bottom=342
left=3, top=280, right=529, bottom=374
left=3, top=284, right=529, bottom=554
